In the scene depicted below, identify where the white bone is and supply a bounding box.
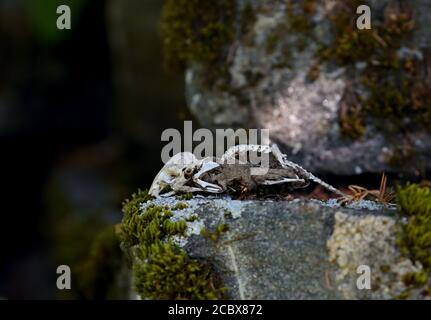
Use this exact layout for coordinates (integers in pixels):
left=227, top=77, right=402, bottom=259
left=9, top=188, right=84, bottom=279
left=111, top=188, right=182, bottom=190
left=194, top=161, right=220, bottom=179
left=149, top=145, right=344, bottom=197
left=263, top=178, right=306, bottom=185
left=195, top=179, right=224, bottom=193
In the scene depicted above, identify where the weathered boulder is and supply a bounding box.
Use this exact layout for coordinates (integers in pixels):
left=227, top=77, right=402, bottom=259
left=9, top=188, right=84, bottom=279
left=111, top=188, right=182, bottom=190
left=161, top=0, right=431, bottom=176
left=132, top=196, right=428, bottom=300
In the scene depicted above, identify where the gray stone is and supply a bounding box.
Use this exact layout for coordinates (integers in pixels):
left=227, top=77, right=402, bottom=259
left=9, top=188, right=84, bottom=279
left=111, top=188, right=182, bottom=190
left=142, top=196, right=425, bottom=300
left=184, top=0, right=431, bottom=176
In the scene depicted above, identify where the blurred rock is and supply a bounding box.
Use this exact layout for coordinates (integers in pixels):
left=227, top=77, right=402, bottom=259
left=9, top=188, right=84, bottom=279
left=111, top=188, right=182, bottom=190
left=181, top=0, right=431, bottom=176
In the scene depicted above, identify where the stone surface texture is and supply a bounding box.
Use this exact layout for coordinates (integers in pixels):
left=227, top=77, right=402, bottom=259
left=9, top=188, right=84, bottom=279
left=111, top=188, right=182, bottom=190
left=142, top=196, right=424, bottom=299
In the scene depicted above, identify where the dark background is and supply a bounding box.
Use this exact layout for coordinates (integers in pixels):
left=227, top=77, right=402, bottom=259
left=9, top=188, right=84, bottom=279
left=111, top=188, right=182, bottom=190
left=0, top=0, right=188, bottom=299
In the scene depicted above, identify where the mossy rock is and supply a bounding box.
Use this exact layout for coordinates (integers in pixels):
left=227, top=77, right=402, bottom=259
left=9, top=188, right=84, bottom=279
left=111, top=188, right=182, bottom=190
left=119, top=189, right=225, bottom=300
left=120, top=190, right=430, bottom=299
left=176, top=0, right=431, bottom=176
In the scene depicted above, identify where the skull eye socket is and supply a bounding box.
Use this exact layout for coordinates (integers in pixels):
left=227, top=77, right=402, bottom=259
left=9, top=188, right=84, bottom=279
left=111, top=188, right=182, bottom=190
left=183, top=167, right=193, bottom=179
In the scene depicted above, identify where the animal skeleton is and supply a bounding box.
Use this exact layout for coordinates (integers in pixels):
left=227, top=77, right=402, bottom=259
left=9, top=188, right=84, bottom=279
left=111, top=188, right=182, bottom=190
left=149, top=144, right=344, bottom=197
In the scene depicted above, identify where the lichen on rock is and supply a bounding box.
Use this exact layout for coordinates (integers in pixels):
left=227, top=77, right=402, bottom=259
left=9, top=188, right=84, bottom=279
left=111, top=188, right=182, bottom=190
left=327, top=211, right=423, bottom=299
left=327, top=183, right=431, bottom=299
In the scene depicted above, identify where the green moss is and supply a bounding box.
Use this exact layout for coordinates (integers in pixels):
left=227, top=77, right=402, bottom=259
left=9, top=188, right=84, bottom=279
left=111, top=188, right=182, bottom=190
left=397, top=184, right=431, bottom=221
left=396, top=184, right=431, bottom=296
left=321, top=1, right=431, bottom=140
left=133, top=241, right=224, bottom=300
left=323, top=30, right=380, bottom=66
left=201, top=223, right=230, bottom=243
left=160, top=0, right=236, bottom=87
left=175, top=192, right=194, bottom=200
left=402, top=271, right=428, bottom=287
left=362, top=61, right=423, bottom=125
left=339, top=114, right=365, bottom=139
left=394, top=290, right=411, bottom=300
left=339, top=102, right=366, bottom=139
left=122, top=201, right=187, bottom=258
left=186, top=215, right=199, bottom=222
left=119, top=189, right=155, bottom=249
left=173, top=202, right=188, bottom=210
left=397, top=185, right=431, bottom=270
left=120, top=189, right=224, bottom=300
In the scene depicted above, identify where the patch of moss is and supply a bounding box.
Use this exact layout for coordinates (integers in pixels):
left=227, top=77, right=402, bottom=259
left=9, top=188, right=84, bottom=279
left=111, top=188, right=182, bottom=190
left=175, top=192, right=194, bottom=200
left=120, top=189, right=155, bottom=249
left=201, top=223, right=230, bottom=243
left=362, top=59, right=424, bottom=125
left=394, top=290, right=411, bottom=300
left=402, top=271, right=428, bottom=288
left=133, top=241, right=224, bottom=300
left=120, top=189, right=224, bottom=300
left=173, top=202, right=188, bottom=210
left=396, top=184, right=431, bottom=296
left=321, top=1, right=431, bottom=140
left=160, top=0, right=236, bottom=87
left=397, top=184, right=431, bottom=220
left=339, top=99, right=366, bottom=139
left=186, top=215, right=199, bottom=222
left=122, top=201, right=187, bottom=258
